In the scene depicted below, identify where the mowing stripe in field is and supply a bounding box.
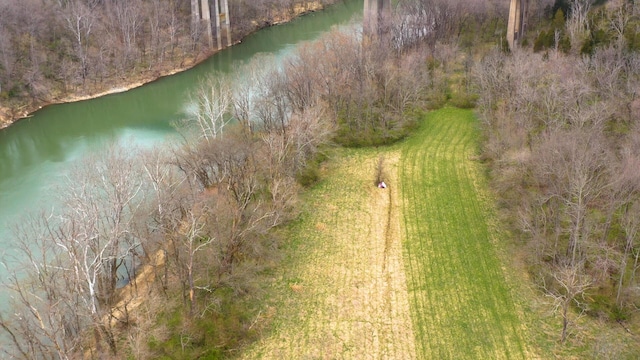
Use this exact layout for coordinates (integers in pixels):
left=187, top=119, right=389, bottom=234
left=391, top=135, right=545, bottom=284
left=400, top=108, right=529, bottom=359
left=241, top=150, right=417, bottom=359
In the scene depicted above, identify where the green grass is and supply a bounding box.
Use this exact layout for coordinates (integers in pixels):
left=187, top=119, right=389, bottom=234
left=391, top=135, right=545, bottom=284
left=399, top=108, right=530, bottom=359
left=241, top=107, right=536, bottom=359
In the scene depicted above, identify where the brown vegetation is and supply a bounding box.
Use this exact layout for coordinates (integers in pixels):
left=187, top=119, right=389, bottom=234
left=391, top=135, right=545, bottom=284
left=240, top=151, right=417, bottom=359
left=475, top=1, right=640, bottom=351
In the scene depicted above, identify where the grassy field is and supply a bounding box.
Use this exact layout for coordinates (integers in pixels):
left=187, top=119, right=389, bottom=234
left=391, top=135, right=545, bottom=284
left=241, top=108, right=533, bottom=359
left=241, top=146, right=416, bottom=359
left=400, top=108, right=532, bottom=359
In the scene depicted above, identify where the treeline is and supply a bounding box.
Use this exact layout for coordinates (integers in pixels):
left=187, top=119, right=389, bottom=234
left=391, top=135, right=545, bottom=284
left=0, top=1, right=475, bottom=357
left=532, top=0, right=640, bottom=54
left=475, top=0, right=640, bottom=349
left=0, top=0, right=337, bottom=124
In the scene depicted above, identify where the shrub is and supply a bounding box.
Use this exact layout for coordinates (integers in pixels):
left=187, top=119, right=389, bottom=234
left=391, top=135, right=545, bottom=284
left=296, top=162, right=321, bottom=187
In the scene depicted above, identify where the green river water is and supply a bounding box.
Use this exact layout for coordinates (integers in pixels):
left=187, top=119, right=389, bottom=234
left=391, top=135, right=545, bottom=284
left=0, top=1, right=362, bottom=285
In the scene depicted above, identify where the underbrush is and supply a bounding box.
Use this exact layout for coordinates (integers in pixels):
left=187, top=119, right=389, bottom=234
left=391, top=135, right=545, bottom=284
left=138, top=282, right=267, bottom=359
left=333, top=111, right=420, bottom=147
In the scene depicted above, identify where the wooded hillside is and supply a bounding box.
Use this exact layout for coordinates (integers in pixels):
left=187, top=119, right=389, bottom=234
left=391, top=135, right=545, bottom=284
left=476, top=0, right=640, bottom=353
left=0, top=0, right=337, bottom=126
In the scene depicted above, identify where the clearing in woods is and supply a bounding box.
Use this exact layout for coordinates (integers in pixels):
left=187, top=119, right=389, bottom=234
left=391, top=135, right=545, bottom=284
left=400, top=108, right=531, bottom=359
left=242, top=108, right=532, bottom=359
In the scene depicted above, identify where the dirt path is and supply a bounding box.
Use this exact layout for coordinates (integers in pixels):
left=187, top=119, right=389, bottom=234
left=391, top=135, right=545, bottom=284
left=242, top=151, right=416, bottom=359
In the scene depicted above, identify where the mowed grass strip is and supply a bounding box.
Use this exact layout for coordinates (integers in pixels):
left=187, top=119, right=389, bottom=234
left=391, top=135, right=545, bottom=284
left=241, top=150, right=416, bottom=359
left=400, top=108, right=529, bottom=359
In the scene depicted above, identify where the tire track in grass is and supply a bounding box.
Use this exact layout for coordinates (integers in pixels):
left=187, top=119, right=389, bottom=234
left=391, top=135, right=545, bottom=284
left=400, top=108, right=530, bottom=359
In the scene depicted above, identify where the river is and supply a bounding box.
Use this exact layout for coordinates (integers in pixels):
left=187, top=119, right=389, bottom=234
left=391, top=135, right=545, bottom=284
left=0, top=0, right=362, bottom=290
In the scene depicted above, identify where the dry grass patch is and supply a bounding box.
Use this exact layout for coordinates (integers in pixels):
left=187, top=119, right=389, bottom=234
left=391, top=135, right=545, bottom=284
left=241, top=150, right=416, bottom=359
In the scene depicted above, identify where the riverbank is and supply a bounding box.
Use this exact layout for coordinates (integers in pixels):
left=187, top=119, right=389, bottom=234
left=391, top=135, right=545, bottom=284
left=0, top=2, right=373, bottom=356
left=0, top=1, right=329, bottom=130
left=0, top=61, right=205, bottom=128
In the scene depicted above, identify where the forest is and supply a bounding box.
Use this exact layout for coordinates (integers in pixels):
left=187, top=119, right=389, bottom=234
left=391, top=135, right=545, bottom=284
left=2, top=0, right=640, bottom=358
left=476, top=0, right=640, bottom=349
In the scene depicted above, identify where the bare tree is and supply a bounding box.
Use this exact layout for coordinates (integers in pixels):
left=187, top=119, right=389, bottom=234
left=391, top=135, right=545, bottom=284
left=565, top=0, right=592, bottom=53
left=260, top=105, right=333, bottom=179
left=175, top=207, right=213, bottom=316
left=617, top=201, right=640, bottom=307
left=230, top=54, right=276, bottom=132
left=0, top=145, right=153, bottom=357
left=0, top=212, right=85, bottom=359
left=545, top=262, right=592, bottom=343
left=0, top=16, right=16, bottom=94
left=534, top=128, right=610, bottom=266
left=58, top=0, right=99, bottom=84
left=569, top=0, right=592, bottom=32
left=609, top=2, right=631, bottom=46
left=105, top=0, right=143, bottom=72
left=190, top=0, right=201, bottom=37
left=186, top=72, right=233, bottom=142
left=607, top=133, right=640, bottom=307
